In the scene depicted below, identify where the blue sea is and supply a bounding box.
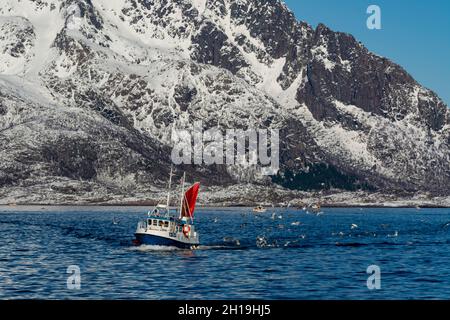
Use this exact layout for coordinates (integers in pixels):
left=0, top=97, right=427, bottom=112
left=1, top=206, right=450, bottom=300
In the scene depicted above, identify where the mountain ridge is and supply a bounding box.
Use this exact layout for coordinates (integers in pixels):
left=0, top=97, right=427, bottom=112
left=0, top=0, right=449, bottom=205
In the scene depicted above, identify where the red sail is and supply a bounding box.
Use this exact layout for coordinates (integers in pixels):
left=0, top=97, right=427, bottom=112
left=181, top=182, right=200, bottom=218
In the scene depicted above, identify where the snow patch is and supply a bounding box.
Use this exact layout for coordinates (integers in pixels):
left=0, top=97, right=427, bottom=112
left=191, top=0, right=207, bottom=14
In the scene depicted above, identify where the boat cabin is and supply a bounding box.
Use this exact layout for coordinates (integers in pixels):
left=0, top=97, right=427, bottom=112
left=138, top=214, right=189, bottom=234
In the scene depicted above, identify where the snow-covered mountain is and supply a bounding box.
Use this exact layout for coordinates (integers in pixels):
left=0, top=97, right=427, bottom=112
left=0, top=0, right=449, bottom=204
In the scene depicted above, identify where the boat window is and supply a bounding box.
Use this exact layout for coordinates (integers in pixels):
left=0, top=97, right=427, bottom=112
left=158, top=220, right=163, bottom=227
left=164, top=221, right=169, bottom=228
left=153, top=220, right=157, bottom=226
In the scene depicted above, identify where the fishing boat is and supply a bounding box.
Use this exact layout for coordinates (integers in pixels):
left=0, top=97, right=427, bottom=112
left=253, top=205, right=267, bottom=213
left=309, top=202, right=322, bottom=214
left=306, top=202, right=323, bottom=216
left=134, top=170, right=200, bottom=249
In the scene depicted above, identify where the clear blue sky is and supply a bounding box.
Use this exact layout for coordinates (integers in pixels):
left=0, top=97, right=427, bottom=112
left=284, top=0, right=450, bottom=106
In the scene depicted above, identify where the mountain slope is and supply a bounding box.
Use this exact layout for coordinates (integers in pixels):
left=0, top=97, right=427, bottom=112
left=0, top=0, right=449, bottom=204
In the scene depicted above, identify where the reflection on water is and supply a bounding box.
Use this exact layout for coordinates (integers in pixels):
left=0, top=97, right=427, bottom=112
left=1, top=206, right=450, bottom=299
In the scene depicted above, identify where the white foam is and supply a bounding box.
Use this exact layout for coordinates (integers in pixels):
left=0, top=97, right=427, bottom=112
left=128, top=245, right=181, bottom=252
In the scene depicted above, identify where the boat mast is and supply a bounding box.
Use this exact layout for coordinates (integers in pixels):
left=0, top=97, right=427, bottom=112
left=166, top=166, right=173, bottom=210
left=178, top=172, right=186, bottom=219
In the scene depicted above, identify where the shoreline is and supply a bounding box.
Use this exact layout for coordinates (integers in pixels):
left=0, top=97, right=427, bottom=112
left=1, top=203, right=449, bottom=209
left=2, top=186, right=450, bottom=209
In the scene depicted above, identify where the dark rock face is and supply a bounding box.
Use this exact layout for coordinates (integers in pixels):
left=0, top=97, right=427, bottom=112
left=417, top=91, right=448, bottom=130
left=297, top=25, right=410, bottom=122
left=79, top=89, right=131, bottom=127
left=174, top=84, right=197, bottom=111
left=42, top=138, right=98, bottom=180
left=191, top=21, right=249, bottom=74
left=230, top=0, right=298, bottom=59
left=0, top=103, right=6, bottom=116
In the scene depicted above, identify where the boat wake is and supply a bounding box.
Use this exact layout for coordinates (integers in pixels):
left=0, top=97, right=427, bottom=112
left=128, top=243, right=244, bottom=252
left=197, top=245, right=242, bottom=250
left=128, top=245, right=182, bottom=252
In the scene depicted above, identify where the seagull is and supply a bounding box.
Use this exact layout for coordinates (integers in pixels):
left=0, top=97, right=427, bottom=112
left=388, top=231, right=399, bottom=238
left=351, top=224, right=358, bottom=230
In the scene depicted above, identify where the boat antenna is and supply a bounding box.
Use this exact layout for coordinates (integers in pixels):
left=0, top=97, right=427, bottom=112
left=166, top=166, right=174, bottom=211
left=178, top=172, right=186, bottom=219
